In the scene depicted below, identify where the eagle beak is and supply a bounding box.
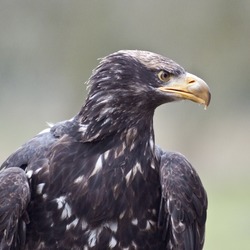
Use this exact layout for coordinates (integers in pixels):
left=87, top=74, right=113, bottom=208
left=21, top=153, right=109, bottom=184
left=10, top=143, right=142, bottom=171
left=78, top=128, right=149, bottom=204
left=158, top=73, right=211, bottom=108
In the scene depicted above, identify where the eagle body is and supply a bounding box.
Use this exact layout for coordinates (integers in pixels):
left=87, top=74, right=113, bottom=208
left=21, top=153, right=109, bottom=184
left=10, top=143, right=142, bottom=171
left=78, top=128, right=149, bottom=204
left=0, top=50, right=210, bottom=250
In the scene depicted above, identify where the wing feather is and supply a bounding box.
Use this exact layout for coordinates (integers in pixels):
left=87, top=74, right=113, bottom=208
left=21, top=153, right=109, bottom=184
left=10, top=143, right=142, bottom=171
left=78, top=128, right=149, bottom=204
left=159, top=151, right=207, bottom=250
left=0, top=167, right=30, bottom=249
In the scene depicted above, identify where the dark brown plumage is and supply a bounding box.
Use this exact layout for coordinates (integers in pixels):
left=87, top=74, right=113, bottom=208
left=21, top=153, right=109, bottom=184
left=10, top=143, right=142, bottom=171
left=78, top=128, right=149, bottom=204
left=0, top=50, right=210, bottom=249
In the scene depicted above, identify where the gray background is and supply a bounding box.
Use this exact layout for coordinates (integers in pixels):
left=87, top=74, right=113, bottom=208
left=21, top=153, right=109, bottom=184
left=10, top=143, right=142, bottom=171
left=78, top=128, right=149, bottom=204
left=0, top=1, right=249, bottom=249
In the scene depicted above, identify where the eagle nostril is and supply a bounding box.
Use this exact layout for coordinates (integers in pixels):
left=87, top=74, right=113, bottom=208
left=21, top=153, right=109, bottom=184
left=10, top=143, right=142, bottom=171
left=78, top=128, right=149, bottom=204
left=187, top=78, right=196, bottom=84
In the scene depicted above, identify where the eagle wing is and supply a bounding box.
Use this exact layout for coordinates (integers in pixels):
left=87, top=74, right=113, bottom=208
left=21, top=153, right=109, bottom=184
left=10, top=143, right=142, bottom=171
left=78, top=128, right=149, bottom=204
left=0, top=127, right=57, bottom=249
left=0, top=167, right=30, bottom=250
left=158, top=151, right=207, bottom=250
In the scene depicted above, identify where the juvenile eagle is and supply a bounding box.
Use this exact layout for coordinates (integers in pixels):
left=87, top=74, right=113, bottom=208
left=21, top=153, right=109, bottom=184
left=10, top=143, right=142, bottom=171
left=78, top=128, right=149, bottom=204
left=0, top=50, right=210, bottom=250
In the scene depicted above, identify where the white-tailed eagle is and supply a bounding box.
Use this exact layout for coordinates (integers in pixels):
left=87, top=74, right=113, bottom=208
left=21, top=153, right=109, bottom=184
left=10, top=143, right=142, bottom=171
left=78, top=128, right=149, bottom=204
left=0, top=50, right=210, bottom=250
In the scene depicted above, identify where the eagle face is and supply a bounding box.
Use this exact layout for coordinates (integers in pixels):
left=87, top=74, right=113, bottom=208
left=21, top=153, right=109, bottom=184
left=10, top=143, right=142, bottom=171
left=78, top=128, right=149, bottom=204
left=0, top=50, right=210, bottom=250
left=87, top=50, right=210, bottom=111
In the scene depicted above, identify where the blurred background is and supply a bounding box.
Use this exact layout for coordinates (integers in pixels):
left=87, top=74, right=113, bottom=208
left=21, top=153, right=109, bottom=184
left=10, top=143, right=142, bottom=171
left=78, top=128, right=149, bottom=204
left=0, top=1, right=249, bottom=249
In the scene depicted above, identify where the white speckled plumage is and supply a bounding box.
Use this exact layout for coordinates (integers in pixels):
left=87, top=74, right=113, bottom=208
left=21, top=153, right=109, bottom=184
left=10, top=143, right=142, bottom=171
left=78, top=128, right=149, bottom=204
left=0, top=50, right=209, bottom=249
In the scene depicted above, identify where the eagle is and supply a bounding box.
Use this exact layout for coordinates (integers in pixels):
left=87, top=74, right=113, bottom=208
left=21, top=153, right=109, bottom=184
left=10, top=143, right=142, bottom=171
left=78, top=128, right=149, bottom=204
left=0, top=50, right=210, bottom=250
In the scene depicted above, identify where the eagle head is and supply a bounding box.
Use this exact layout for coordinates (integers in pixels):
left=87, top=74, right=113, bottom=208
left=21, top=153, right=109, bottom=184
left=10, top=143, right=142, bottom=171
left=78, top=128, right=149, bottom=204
left=77, top=50, right=211, bottom=141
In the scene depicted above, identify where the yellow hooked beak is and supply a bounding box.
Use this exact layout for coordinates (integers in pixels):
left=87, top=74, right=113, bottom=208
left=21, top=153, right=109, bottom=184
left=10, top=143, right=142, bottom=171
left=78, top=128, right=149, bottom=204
left=158, top=73, right=211, bottom=108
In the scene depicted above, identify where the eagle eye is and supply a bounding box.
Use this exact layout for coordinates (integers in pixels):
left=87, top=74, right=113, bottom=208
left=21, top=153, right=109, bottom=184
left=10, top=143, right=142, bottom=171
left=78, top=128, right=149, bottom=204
left=158, top=70, right=171, bottom=82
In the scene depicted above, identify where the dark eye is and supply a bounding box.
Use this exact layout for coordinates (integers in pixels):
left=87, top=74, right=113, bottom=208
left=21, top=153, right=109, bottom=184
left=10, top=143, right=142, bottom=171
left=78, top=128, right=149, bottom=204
left=158, top=70, right=171, bottom=82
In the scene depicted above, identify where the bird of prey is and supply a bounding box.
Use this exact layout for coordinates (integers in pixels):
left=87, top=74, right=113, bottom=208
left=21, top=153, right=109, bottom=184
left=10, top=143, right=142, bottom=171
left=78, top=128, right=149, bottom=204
left=0, top=50, right=210, bottom=250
